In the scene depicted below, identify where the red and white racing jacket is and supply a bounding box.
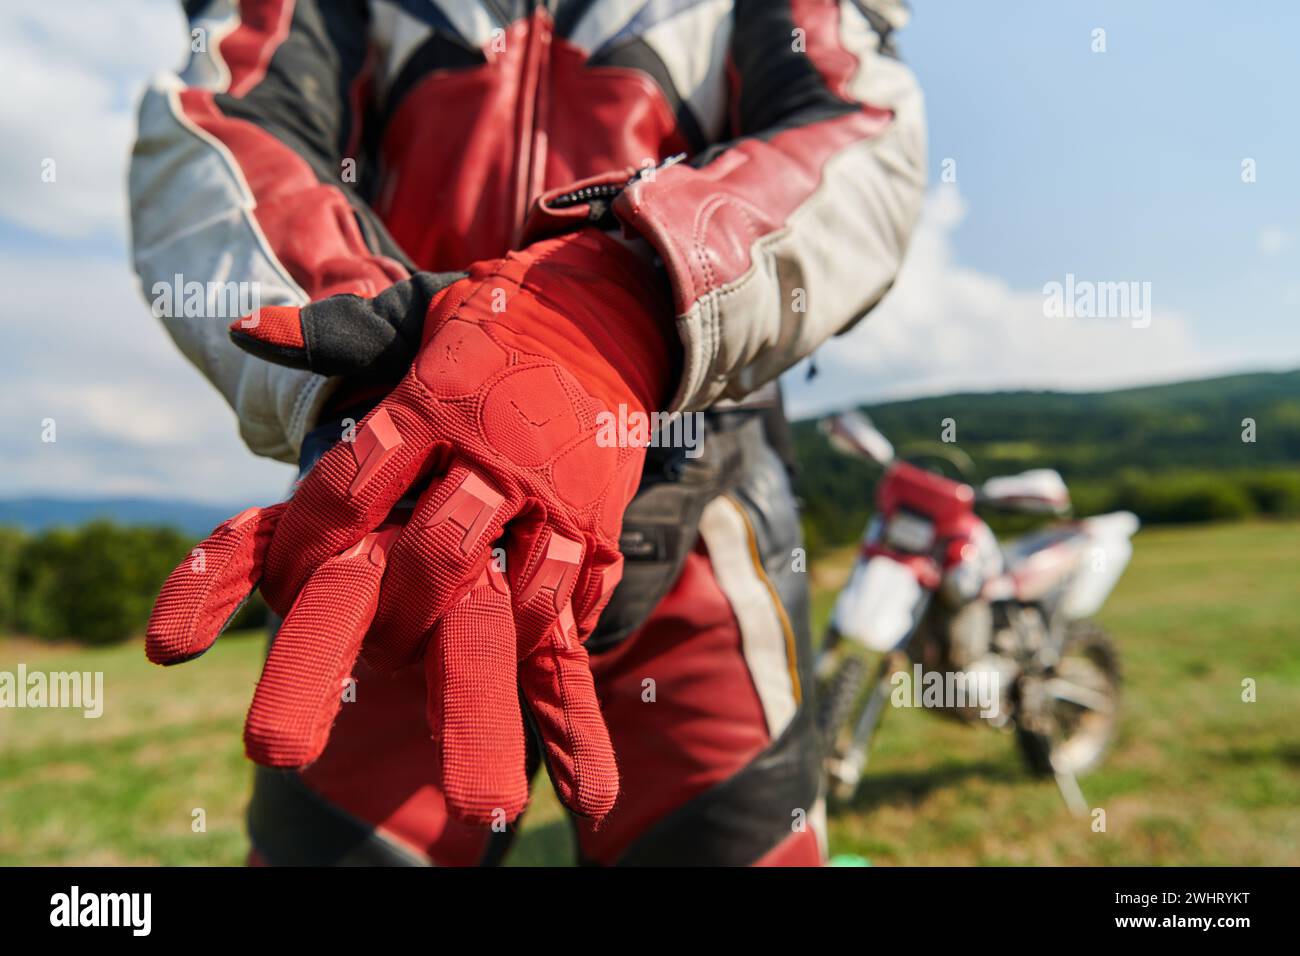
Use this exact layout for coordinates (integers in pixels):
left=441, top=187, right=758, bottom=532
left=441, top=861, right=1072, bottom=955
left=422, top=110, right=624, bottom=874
left=130, top=0, right=926, bottom=462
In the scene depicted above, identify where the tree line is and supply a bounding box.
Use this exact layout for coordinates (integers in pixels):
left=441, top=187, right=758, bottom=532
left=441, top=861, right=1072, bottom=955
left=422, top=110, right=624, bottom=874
left=0, top=522, right=267, bottom=645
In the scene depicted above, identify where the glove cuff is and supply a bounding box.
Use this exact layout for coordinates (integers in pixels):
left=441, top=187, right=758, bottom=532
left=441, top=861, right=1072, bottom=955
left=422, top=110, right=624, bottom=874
left=517, top=229, right=680, bottom=412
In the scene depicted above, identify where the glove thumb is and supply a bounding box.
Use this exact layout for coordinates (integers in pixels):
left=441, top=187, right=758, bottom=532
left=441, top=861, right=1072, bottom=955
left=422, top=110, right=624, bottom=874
left=229, top=271, right=465, bottom=379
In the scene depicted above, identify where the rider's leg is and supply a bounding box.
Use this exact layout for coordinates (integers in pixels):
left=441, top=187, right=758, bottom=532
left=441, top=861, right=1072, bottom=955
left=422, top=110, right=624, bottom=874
left=572, top=449, right=824, bottom=866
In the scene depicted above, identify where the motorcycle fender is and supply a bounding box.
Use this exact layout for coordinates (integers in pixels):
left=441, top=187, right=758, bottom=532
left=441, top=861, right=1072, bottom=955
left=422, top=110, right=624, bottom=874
left=1061, top=511, right=1139, bottom=618
left=831, top=555, right=928, bottom=652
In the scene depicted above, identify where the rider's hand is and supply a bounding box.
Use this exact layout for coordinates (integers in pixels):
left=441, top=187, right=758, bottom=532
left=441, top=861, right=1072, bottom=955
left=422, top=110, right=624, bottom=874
left=145, top=230, right=678, bottom=824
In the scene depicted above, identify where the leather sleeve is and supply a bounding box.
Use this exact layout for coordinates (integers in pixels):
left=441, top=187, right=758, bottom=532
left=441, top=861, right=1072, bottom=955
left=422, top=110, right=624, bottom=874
left=612, top=0, right=927, bottom=413
left=129, top=0, right=411, bottom=462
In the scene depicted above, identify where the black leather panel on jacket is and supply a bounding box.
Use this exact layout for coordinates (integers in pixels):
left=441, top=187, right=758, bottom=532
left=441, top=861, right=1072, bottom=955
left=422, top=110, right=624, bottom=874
left=611, top=704, right=820, bottom=866
left=248, top=766, right=433, bottom=866
left=587, top=408, right=756, bottom=652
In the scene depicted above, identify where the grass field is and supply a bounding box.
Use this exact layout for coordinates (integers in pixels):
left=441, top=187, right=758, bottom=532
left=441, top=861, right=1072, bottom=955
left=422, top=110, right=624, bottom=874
left=1, top=521, right=1297, bottom=866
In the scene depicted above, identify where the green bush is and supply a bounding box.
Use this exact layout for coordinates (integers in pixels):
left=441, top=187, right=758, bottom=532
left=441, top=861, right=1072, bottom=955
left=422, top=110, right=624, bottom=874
left=0, top=527, right=25, bottom=635
left=1111, top=473, right=1254, bottom=524
left=1237, top=470, right=1300, bottom=517
left=8, top=522, right=192, bottom=644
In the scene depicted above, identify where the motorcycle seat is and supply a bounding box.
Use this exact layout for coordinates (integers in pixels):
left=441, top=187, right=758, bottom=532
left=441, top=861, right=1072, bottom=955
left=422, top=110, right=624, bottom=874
left=999, top=523, right=1081, bottom=570
left=979, top=469, right=1071, bottom=515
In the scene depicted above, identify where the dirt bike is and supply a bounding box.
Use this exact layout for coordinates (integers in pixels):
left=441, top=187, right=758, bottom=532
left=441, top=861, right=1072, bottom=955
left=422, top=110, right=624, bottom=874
left=814, top=411, right=1134, bottom=813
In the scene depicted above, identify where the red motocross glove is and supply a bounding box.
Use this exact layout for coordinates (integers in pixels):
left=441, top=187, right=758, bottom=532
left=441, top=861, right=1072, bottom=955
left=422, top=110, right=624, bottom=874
left=145, top=230, right=678, bottom=823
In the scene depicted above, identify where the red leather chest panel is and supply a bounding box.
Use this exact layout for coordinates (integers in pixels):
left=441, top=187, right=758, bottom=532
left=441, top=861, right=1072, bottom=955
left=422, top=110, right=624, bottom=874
left=373, top=12, right=689, bottom=271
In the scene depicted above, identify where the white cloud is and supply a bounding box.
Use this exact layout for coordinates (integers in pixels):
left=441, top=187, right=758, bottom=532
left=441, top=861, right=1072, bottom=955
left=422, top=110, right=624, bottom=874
left=0, top=255, right=292, bottom=503
left=0, top=1, right=185, bottom=239
left=0, top=3, right=291, bottom=505
left=1257, top=226, right=1286, bottom=256
left=784, top=185, right=1236, bottom=418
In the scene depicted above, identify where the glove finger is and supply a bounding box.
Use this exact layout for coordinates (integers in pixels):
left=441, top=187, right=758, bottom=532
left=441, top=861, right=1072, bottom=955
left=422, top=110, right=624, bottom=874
left=229, top=272, right=467, bottom=379
left=243, top=524, right=400, bottom=767
left=146, top=503, right=286, bottom=665
left=571, top=550, right=625, bottom=643
left=425, top=561, right=528, bottom=824
left=510, top=524, right=619, bottom=820
left=518, top=610, right=618, bottom=821
left=261, top=382, right=443, bottom=613
left=367, top=460, right=517, bottom=671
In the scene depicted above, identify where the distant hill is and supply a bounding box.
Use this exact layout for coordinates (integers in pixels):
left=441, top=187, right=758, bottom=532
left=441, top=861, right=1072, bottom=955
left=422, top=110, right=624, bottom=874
left=0, top=497, right=238, bottom=536
left=0, top=371, right=1295, bottom=544
left=791, top=369, right=1300, bottom=552
left=793, top=369, right=1300, bottom=475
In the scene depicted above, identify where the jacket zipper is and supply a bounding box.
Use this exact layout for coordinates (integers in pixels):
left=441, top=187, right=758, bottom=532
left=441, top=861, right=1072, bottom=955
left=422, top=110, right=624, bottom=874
left=549, top=154, right=688, bottom=210
left=549, top=183, right=626, bottom=208
left=512, top=2, right=554, bottom=245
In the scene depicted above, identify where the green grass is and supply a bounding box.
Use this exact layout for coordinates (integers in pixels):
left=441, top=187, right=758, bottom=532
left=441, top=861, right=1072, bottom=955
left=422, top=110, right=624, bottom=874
left=816, top=520, right=1300, bottom=865
left=0, top=633, right=262, bottom=865
left=2, top=521, right=1297, bottom=865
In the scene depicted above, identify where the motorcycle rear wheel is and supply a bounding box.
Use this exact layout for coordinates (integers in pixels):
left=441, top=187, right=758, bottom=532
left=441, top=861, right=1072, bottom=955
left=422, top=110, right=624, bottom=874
left=1015, top=621, right=1121, bottom=776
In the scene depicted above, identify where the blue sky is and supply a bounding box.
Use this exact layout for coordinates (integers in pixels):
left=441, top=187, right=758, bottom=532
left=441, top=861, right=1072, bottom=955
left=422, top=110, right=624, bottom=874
left=0, top=1, right=1296, bottom=503
left=910, top=0, right=1298, bottom=354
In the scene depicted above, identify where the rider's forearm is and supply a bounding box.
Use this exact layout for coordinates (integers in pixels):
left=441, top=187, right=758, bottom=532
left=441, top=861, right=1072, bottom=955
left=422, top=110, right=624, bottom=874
left=612, top=0, right=927, bottom=413
left=129, top=0, right=410, bottom=462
